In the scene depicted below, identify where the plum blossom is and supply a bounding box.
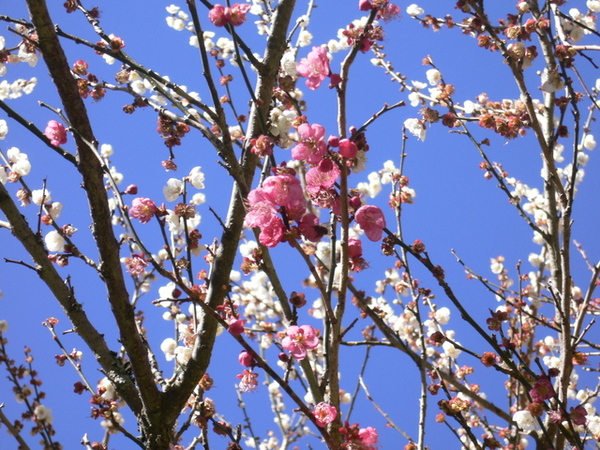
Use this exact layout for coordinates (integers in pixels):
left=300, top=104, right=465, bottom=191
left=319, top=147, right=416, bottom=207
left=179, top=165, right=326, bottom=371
left=291, top=123, right=327, bottom=164
left=34, top=404, right=53, bottom=424
left=306, top=159, right=340, bottom=195
left=530, top=376, right=555, bottom=403
left=237, top=369, right=259, bottom=392
left=282, top=325, right=319, bottom=360
left=188, top=166, right=205, bottom=189
left=0, top=119, right=7, bottom=139
left=313, top=402, right=337, bottom=427
left=261, top=174, right=304, bottom=206
left=129, top=198, right=157, bottom=223
left=296, top=46, right=330, bottom=90
left=338, top=139, right=358, bottom=159
left=406, top=4, right=424, bottom=16
left=209, top=3, right=251, bottom=27
left=359, top=426, right=379, bottom=447
left=163, top=178, right=184, bottom=201
left=355, top=205, right=386, bottom=241
left=513, top=409, right=536, bottom=432
left=45, top=230, right=65, bottom=252
left=404, top=118, right=426, bottom=141
left=44, top=120, right=67, bottom=146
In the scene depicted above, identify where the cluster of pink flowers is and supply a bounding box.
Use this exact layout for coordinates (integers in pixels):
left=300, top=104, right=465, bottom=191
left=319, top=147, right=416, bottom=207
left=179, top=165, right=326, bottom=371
left=281, top=324, right=320, bottom=360
left=44, top=120, right=67, bottom=146
left=245, top=170, right=325, bottom=247
left=296, top=46, right=337, bottom=90
left=208, top=3, right=251, bottom=27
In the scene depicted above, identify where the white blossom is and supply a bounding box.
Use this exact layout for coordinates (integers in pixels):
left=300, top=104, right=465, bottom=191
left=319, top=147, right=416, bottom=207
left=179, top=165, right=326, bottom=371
left=513, top=410, right=536, bottom=433
left=160, top=338, right=177, bottom=361
left=406, top=4, right=424, bottom=16
left=0, top=120, right=8, bottom=139
left=583, top=134, right=596, bottom=150
left=426, top=68, right=441, bottom=85
left=540, top=69, right=564, bottom=94
left=298, top=30, right=313, bottom=47
left=434, top=307, right=451, bottom=325
left=100, top=143, right=114, bottom=157
left=589, top=1, right=600, bottom=12
left=44, top=230, right=65, bottom=252
left=34, top=404, right=53, bottom=424
left=191, top=193, right=206, bottom=205
left=188, top=166, right=205, bottom=189
left=163, top=178, right=184, bottom=201
left=0, top=320, right=7, bottom=333
left=404, top=118, right=426, bottom=141
left=31, top=189, right=51, bottom=205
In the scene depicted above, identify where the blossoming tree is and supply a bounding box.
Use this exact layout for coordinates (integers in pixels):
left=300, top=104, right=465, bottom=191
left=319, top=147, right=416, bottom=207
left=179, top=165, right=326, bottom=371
left=1, top=0, right=600, bottom=449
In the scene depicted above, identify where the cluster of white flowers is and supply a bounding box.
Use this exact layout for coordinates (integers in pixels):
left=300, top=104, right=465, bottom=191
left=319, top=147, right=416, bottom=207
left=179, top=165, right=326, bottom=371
left=356, top=171, right=382, bottom=198
left=165, top=4, right=190, bottom=32
left=0, top=78, right=37, bottom=101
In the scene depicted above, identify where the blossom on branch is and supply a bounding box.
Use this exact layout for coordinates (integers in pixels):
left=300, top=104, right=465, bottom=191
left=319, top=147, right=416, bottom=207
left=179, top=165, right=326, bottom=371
left=297, top=46, right=330, bottom=90
left=44, top=120, right=67, bottom=146
left=313, top=402, right=337, bottom=427
left=129, top=197, right=157, bottom=223
left=281, top=325, right=319, bottom=360
left=355, top=205, right=386, bottom=241
left=209, top=4, right=251, bottom=27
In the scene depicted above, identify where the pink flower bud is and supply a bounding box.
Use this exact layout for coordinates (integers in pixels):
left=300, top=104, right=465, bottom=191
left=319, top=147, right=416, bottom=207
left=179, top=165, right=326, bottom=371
left=338, top=139, right=358, bottom=159
left=44, top=120, right=68, bottom=146
left=359, top=0, right=373, bottom=11
left=238, top=351, right=254, bottom=367
left=228, top=318, right=245, bottom=336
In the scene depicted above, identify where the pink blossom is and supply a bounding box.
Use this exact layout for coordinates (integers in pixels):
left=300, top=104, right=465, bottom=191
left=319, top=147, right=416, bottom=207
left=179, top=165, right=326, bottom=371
left=238, top=351, right=254, bottom=367
left=306, top=159, right=340, bottom=195
left=298, top=213, right=325, bottom=243
left=379, top=4, right=401, bottom=21
left=529, top=376, right=555, bottom=403
left=258, top=216, right=285, bottom=247
left=228, top=318, right=245, bottom=335
left=245, top=189, right=278, bottom=228
left=354, top=205, right=385, bottom=242
left=359, top=426, right=379, bottom=446
left=261, top=174, right=303, bottom=206
left=229, top=3, right=251, bottom=26
left=313, top=402, right=337, bottom=427
left=129, top=197, right=157, bottom=223
left=237, top=369, right=258, bottom=392
left=570, top=405, right=587, bottom=426
left=124, top=253, right=148, bottom=276
left=297, top=46, right=330, bottom=90
left=209, top=4, right=251, bottom=27
left=359, top=0, right=373, bottom=11
left=208, top=5, right=228, bottom=27
left=355, top=205, right=386, bottom=241
left=338, top=139, right=358, bottom=159
left=291, top=123, right=327, bottom=164
left=348, top=238, right=363, bottom=259
left=282, top=325, right=319, bottom=360
left=44, top=120, right=67, bottom=146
